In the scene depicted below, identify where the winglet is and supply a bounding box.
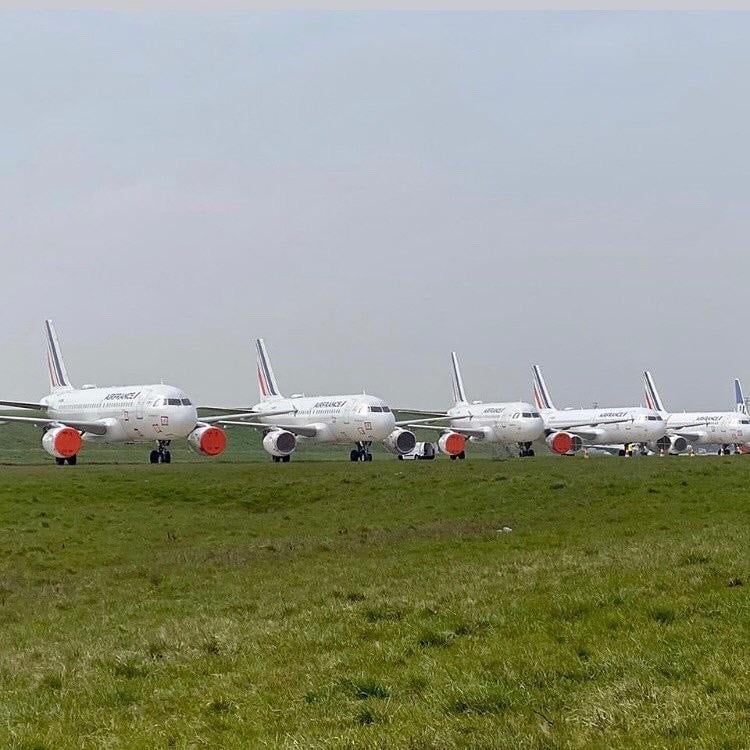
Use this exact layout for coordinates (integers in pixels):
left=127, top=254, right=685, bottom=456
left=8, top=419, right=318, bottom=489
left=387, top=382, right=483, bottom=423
left=255, top=339, right=283, bottom=401
left=643, top=370, right=666, bottom=413
left=735, top=378, right=746, bottom=414
left=532, top=365, right=555, bottom=411
left=44, top=320, right=74, bottom=393
left=450, top=352, right=469, bottom=405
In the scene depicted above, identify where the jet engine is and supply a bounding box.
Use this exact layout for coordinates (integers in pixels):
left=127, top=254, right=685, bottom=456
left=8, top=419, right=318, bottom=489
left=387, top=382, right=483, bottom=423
left=383, top=428, right=417, bottom=455
left=648, top=435, right=687, bottom=454
left=262, top=429, right=297, bottom=457
left=187, top=425, right=227, bottom=456
left=42, top=426, right=82, bottom=459
left=437, top=431, right=466, bottom=456
left=546, top=431, right=583, bottom=455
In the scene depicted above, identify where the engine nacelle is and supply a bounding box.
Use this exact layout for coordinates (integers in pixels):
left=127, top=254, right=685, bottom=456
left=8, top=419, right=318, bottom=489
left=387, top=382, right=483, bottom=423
left=42, top=426, right=82, bottom=459
left=546, top=431, right=583, bottom=455
left=262, top=429, right=296, bottom=457
left=438, top=431, right=466, bottom=456
left=187, top=425, right=227, bottom=456
left=383, top=428, right=417, bottom=455
left=649, top=435, right=688, bottom=454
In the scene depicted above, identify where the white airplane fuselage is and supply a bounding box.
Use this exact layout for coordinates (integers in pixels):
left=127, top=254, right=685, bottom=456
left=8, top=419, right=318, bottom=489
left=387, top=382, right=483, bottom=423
left=250, top=393, right=398, bottom=443
left=41, top=384, right=198, bottom=443
left=447, top=401, right=544, bottom=444
left=664, top=412, right=750, bottom=446
left=542, top=406, right=666, bottom=445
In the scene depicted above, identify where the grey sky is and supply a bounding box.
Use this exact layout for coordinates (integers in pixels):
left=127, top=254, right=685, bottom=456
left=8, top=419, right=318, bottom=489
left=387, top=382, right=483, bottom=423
left=2, top=12, right=749, bottom=410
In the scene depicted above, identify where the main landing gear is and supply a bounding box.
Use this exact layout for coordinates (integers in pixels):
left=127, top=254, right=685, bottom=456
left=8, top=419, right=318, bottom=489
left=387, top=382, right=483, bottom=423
left=54, top=455, right=77, bottom=466
left=718, top=444, right=733, bottom=456
left=449, top=451, right=466, bottom=461
left=519, top=441, right=535, bottom=458
left=350, top=442, right=373, bottom=462
left=150, top=441, right=172, bottom=464
left=272, top=455, right=292, bottom=463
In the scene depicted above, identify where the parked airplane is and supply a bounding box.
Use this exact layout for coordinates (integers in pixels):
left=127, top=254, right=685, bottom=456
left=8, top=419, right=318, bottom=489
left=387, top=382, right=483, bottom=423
left=0, top=321, right=287, bottom=464
left=643, top=371, right=750, bottom=455
left=216, top=339, right=436, bottom=462
left=532, top=365, right=667, bottom=455
left=404, top=352, right=544, bottom=458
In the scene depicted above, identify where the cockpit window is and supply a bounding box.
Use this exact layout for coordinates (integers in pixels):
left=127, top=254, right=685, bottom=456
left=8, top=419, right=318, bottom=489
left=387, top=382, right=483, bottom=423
left=646, top=415, right=663, bottom=421
left=181, top=399, right=192, bottom=406
left=167, top=398, right=182, bottom=406
left=369, top=406, right=383, bottom=412
left=522, top=412, right=537, bottom=418
left=741, top=419, right=750, bottom=425
left=382, top=406, right=391, bottom=413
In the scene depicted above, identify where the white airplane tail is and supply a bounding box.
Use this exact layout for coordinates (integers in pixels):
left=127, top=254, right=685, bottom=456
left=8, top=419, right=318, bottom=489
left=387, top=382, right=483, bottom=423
left=643, top=370, right=666, bottom=413
left=255, top=339, right=283, bottom=402
left=450, top=351, right=469, bottom=406
left=735, top=378, right=747, bottom=415
left=531, top=365, right=556, bottom=411
left=44, top=319, right=74, bottom=393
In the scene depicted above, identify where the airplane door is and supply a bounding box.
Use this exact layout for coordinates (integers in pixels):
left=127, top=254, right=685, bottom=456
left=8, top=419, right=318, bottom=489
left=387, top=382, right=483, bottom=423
left=135, top=391, right=148, bottom=423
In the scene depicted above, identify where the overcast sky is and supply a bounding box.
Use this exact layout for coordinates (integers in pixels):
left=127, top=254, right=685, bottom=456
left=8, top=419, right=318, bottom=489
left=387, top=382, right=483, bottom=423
left=2, top=12, right=749, bottom=410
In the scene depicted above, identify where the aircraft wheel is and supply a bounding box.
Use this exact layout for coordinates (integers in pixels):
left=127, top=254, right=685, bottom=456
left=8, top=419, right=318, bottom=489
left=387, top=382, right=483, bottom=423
left=67, top=455, right=77, bottom=466
left=350, top=449, right=359, bottom=462
left=365, top=453, right=373, bottom=462
left=528, top=449, right=535, bottom=457
left=149, top=450, right=159, bottom=464
left=458, top=451, right=466, bottom=460
left=162, top=451, right=171, bottom=464
left=55, top=457, right=65, bottom=466
left=450, top=455, right=457, bottom=461
left=282, top=455, right=291, bottom=463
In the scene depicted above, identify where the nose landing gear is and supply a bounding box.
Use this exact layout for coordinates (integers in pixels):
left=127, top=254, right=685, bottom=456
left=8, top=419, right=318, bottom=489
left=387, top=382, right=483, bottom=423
left=150, top=440, right=172, bottom=464
left=518, top=441, right=535, bottom=457
left=350, top=441, right=373, bottom=462
left=719, top=444, right=732, bottom=456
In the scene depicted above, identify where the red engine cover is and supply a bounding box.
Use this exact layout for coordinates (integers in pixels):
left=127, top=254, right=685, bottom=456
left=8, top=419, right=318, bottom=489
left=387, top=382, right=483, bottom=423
left=199, top=427, right=227, bottom=456
left=54, top=427, right=82, bottom=458
left=549, top=432, right=573, bottom=455
left=439, top=431, right=466, bottom=456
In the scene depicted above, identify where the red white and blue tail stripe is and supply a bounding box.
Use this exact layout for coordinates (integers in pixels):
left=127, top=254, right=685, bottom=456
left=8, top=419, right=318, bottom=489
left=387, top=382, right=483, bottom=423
left=531, top=365, right=555, bottom=411
left=450, top=351, right=468, bottom=405
left=44, top=319, right=73, bottom=393
left=255, top=339, right=283, bottom=401
left=643, top=371, right=666, bottom=412
left=735, top=379, right=746, bottom=414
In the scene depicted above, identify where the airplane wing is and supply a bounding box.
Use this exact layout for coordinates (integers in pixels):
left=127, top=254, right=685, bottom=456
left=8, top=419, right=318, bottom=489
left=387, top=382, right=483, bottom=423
left=0, top=400, right=48, bottom=411
left=0, top=415, right=109, bottom=435
left=218, top=420, right=320, bottom=438
left=198, top=408, right=294, bottom=425
left=393, top=415, right=464, bottom=427
left=395, top=408, right=448, bottom=417
left=406, top=423, right=488, bottom=439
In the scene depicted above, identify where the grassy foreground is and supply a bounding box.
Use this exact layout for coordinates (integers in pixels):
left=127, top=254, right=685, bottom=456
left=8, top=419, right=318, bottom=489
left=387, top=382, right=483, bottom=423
left=1, top=457, right=749, bottom=749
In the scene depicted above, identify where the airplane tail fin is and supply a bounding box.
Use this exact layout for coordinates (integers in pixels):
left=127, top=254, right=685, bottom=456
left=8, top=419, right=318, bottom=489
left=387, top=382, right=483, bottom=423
left=450, top=352, right=469, bottom=405
left=531, top=365, right=555, bottom=411
left=735, top=378, right=747, bottom=414
left=643, top=370, right=666, bottom=412
left=255, top=339, right=283, bottom=402
left=44, top=320, right=74, bottom=393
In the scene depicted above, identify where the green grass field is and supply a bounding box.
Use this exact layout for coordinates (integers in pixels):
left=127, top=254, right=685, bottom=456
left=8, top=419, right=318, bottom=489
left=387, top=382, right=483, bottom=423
left=1, top=455, right=749, bottom=748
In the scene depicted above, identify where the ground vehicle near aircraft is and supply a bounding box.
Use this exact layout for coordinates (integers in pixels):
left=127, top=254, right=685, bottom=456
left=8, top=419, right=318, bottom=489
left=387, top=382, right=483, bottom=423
left=0, top=321, right=283, bottom=464
left=532, top=365, right=667, bottom=455
left=405, top=352, right=544, bottom=458
left=643, top=371, right=750, bottom=455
